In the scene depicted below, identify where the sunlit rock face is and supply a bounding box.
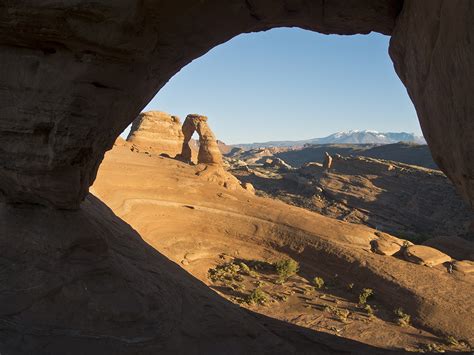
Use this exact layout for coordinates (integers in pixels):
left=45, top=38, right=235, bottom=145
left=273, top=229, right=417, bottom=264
left=127, top=111, right=184, bottom=157
left=389, top=0, right=474, bottom=209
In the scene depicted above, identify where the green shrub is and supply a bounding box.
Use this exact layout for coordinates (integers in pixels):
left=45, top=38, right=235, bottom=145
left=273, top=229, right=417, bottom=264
left=239, top=262, right=251, bottom=274
left=246, top=288, right=267, bottom=305
left=208, top=262, right=241, bottom=283
left=364, top=304, right=374, bottom=317
left=445, top=336, right=460, bottom=347
left=313, top=277, right=325, bottom=289
left=358, top=288, right=374, bottom=305
left=394, top=307, right=410, bottom=327
left=273, top=258, right=299, bottom=282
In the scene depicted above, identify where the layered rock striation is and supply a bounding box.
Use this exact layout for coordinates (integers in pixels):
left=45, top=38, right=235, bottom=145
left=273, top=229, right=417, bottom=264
left=127, top=111, right=184, bottom=157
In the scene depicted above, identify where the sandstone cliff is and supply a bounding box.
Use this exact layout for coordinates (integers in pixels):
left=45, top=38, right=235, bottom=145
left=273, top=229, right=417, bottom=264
left=127, top=111, right=184, bottom=157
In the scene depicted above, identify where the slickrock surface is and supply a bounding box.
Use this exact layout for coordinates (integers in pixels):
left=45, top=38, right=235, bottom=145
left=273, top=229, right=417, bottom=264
left=230, top=154, right=473, bottom=242
left=91, top=145, right=474, bottom=351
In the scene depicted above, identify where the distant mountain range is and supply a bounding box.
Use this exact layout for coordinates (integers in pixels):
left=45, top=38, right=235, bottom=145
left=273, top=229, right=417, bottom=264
left=233, top=130, right=426, bottom=149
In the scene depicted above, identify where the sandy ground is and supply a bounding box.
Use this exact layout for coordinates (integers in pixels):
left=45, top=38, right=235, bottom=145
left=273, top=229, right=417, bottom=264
left=92, top=145, right=474, bottom=353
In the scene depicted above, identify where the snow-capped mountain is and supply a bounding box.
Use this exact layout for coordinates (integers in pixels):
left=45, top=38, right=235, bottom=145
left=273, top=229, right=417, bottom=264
left=310, top=130, right=426, bottom=145
left=234, top=130, right=426, bottom=149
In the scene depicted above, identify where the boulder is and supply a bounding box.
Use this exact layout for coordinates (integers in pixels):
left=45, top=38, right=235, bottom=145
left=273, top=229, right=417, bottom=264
left=423, top=236, right=474, bottom=261
left=452, top=260, right=474, bottom=274
left=370, top=231, right=411, bottom=256
left=404, top=245, right=451, bottom=267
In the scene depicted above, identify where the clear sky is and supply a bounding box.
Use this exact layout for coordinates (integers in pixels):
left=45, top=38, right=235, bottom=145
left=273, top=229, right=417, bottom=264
left=126, top=28, right=421, bottom=144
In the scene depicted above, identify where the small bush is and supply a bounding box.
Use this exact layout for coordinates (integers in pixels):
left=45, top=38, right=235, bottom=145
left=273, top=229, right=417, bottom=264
left=347, top=283, right=354, bottom=291
left=394, top=308, right=410, bottom=327
left=364, top=304, right=374, bottom=317
left=421, top=343, right=444, bottom=353
left=313, top=277, right=325, bottom=289
left=445, top=336, right=460, bottom=347
left=334, top=308, right=350, bottom=323
left=324, top=305, right=337, bottom=313
left=325, top=306, right=350, bottom=323
left=273, top=258, right=299, bottom=282
left=239, top=262, right=251, bottom=275
left=358, top=288, right=374, bottom=305
left=255, top=280, right=265, bottom=287
left=247, top=288, right=267, bottom=305
left=208, top=262, right=241, bottom=283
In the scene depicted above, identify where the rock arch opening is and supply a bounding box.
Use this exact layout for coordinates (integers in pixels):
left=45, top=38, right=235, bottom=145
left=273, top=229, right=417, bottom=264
left=1, top=1, right=473, bottom=353
left=0, top=1, right=472, bottom=211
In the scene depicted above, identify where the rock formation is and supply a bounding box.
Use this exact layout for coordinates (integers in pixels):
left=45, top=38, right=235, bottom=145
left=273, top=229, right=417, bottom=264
left=404, top=245, right=452, bottom=267
left=0, top=0, right=473, bottom=352
left=127, top=111, right=184, bottom=157
left=370, top=231, right=412, bottom=256
left=389, top=0, right=474, bottom=208
left=178, top=114, right=223, bottom=165
left=230, top=154, right=473, bottom=241
left=322, top=152, right=333, bottom=170
left=0, top=1, right=472, bottom=211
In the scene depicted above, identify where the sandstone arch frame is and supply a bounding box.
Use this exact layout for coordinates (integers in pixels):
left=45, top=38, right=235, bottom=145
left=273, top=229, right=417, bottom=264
left=1, top=1, right=473, bottom=353
left=0, top=0, right=472, bottom=210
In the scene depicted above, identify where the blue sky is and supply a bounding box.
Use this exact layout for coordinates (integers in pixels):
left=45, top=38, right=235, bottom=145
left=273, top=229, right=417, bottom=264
left=126, top=28, right=421, bottom=144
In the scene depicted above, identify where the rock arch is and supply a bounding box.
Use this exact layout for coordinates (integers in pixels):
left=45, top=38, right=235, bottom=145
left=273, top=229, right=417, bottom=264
left=0, top=1, right=472, bottom=210
left=1, top=1, right=473, bottom=353
left=178, top=114, right=223, bottom=165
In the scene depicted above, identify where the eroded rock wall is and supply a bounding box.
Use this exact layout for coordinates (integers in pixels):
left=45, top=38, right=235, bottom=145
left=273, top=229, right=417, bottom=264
left=389, top=0, right=474, bottom=208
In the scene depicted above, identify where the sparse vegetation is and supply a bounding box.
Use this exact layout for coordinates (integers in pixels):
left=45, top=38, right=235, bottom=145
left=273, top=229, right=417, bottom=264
left=255, top=280, right=265, bottom=287
left=273, top=258, right=299, bottom=283
left=246, top=288, right=267, bottom=305
left=421, top=343, right=445, bottom=353
left=444, top=336, right=460, bottom=347
left=324, top=305, right=336, bottom=313
left=238, top=262, right=251, bottom=274
left=312, top=276, right=325, bottom=289
left=394, top=307, right=410, bottom=327
left=335, top=308, right=350, bottom=323
left=303, top=286, right=314, bottom=296
left=208, top=262, right=241, bottom=283
left=358, top=288, right=374, bottom=305
left=364, top=304, right=374, bottom=317
left=274, top=294, right=288, bottom=302
left=325, top=305, right=350, bottom=323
